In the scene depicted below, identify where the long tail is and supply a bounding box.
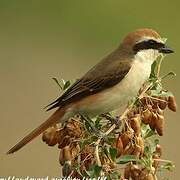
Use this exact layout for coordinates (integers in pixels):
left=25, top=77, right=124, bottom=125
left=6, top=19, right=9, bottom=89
left=7, top=108, right=65, bottom=154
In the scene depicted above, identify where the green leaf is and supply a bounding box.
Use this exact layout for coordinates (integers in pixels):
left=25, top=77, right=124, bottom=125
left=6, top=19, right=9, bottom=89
left=106, top=136, right=116, bottom=146
left=79, top=139, right=89, bottom=150
left=160, top=91, right=174, bottom=97
left=83, top=169, right=92, bottom=177
left=150, top=90, right=162, bottom=96
left=95, top=116, right=102, bottom=129
left=81, top=114, right=95, bottom=133
left=150, top=61, right=158, bottom=79
left=63, top=80, right=71, bottom=90
left=161, top=37, right=167, bottom=43
left=168, top=71, right=176, bottom=76
left=74, top=164, right=83, bottom=177
left=52, top=77, right=63, bottom=90
left=144, top=146, right=151, bottom=154
left=154, top=138, right=160, bottom=145
left=109, top=147, right=117, bottom=161
left=162, top=71, right=176, bottom=80
left=90, top=135, right=98, bottom=142
left=116, top=155, right=139, bottom=164
left=144, top=137, right=160, bottom=157
left=84, top=121, right=93, bottom=132
left=144, top=129, right=156, bottom=139
left=109, top=171, right=121, bottom=179
left=86, top=165, right=102, bottom=178
left=93, top=165, right=102, bottom=177
left=160, top=162, right=175, bottom=172
left=150, top=81, right=162, bottom=92
left=103, top=146, right=109, bottom=156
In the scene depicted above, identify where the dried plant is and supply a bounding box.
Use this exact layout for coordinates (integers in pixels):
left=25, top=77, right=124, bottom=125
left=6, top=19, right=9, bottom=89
left=42, top=55, right=177, bottom=179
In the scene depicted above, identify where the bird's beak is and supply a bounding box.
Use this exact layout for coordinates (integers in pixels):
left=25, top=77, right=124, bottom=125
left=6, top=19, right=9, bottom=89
left=159, top=45, right=174, bottom=54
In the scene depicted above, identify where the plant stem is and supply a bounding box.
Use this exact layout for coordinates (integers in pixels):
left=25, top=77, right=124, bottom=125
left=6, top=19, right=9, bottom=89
left=157, top=55, right=164, bottom=77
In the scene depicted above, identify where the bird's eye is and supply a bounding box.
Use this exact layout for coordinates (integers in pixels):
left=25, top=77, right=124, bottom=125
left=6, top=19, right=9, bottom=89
left=148, top=39, right=156, bottom=44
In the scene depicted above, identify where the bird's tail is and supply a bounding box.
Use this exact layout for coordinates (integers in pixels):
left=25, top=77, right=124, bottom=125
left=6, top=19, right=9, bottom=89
left=7, top=108, right=65, bottom=154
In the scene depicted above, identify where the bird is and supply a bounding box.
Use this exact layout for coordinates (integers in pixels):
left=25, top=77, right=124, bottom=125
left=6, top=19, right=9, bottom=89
left=7, top=28, right=174, bottom=154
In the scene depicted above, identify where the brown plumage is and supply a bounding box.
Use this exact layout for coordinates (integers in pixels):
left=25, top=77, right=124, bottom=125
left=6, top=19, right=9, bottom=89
left=7, top=28, right=173, bottom=154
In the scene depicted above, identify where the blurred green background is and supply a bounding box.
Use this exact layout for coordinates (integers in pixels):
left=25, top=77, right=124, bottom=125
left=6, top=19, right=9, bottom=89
left=0, top=0, right=179, bottom=178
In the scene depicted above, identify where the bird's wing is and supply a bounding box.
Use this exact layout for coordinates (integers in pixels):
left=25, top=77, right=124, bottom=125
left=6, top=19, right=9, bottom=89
left=46, top=60, right=131, bottom=111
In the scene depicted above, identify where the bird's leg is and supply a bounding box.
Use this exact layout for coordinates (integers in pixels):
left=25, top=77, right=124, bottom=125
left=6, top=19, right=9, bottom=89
left=101, top=113, right=122, bottom=128
left=114, top=115, right=122, bottom=128
left=93, top=114, right=122, bottom=143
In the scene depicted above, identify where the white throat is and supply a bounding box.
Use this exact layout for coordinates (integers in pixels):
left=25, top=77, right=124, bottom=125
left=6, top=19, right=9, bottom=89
left=135, top=49, right=160, bottom=64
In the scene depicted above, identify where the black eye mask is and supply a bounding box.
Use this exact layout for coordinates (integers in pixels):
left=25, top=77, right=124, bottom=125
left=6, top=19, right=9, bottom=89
left=133, top=39, right=165, bottom=54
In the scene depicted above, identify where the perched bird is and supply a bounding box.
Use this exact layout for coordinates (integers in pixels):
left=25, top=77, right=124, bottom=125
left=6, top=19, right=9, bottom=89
left=7, top=28, right=174, bottom=154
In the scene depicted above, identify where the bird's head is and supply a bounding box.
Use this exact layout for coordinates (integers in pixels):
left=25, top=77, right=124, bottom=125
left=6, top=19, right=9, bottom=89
left=120, top=28, right=174, bottom=63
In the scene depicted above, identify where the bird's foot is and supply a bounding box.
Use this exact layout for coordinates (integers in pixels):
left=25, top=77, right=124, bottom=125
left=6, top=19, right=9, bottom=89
left=114, top=116, right=122, bottom=128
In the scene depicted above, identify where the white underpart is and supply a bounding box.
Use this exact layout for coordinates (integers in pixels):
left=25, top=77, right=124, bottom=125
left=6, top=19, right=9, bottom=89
left=64, top=48, right=161, bottom=118
left=76, top=49, right=160, bottom=117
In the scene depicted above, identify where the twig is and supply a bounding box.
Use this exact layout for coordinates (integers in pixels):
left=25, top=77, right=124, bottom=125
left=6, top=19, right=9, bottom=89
left=82, top=153, right=93, bottom=163
left=146, top=96, right=167, bottom=103
left=153, top=158, right=173, bottom=163
left=95, top=144, right=101, bottom=166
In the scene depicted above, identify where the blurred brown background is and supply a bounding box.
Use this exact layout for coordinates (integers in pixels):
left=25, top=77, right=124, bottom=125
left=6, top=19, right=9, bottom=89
left=0, top=0, right=179, bottom=178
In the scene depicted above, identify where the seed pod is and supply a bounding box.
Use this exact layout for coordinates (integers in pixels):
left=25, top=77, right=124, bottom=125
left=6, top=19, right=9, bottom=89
left=133, top=107, right=140, bottom=115
left=70, top=143, right=80, bottom=159
left=139, top=168, right=155, bottom=180
left=101, top=155, right=109, bottom=165
left=116, top=135, right=124, bottom=157
left=151, top=97, right=159, bottom=109
left=149, top=112, right=157, bottom=130
left=121, top=132, right=132, bottom=148
left=127, top=111, right=135, bottom=118
left=168, top=96, right=177, bottom=112
left=124, top=163, right=131, bottom=179
left=137, top=136, right=144, bottom=155
left=42, top=126, right=60, bottom=146
left=59, top=146, right=72, bottom=165
left=139, top=168, right=149, bottom=180
left=146, top=174, right=155, bottom=180
left=153, top=154, right=159, bottom=170
left=132, top=136, right=143, bottom=157
left=140, top=173, right=155, bottom=180
left=155, top=114, right=164, bottom=136
left=156, top=144, right=162, bottom=156
left=130, top=164, right=141, bottom=179
left=130, top=115, right=141, bottom=136
left=151, top=167, right=156, bottom=174
left=147, top=104, right=153, bottom=110
left=71, top=169, right=83, bottom=179
left=109, top=162, right=116, bottom=169
left=81, top=145, right=94, bottom=168
left=58, top=136, right=71, bottom=149
left=158, top=96, right=168, bottom=110
left=132, top=144, right=141, bottom=157
left=142, top=109, right=152, bottom=124
left=140, top=97, right=147, bottom=104
left=123, top=143, right=134, bottom=155
left=68, top=121, right=82, bottom=137
left=156, top=106, right=164, bottom=115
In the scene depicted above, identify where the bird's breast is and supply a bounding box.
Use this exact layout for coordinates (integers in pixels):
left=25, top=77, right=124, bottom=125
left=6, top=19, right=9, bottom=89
left=70, top=58, right=152, bottom=116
